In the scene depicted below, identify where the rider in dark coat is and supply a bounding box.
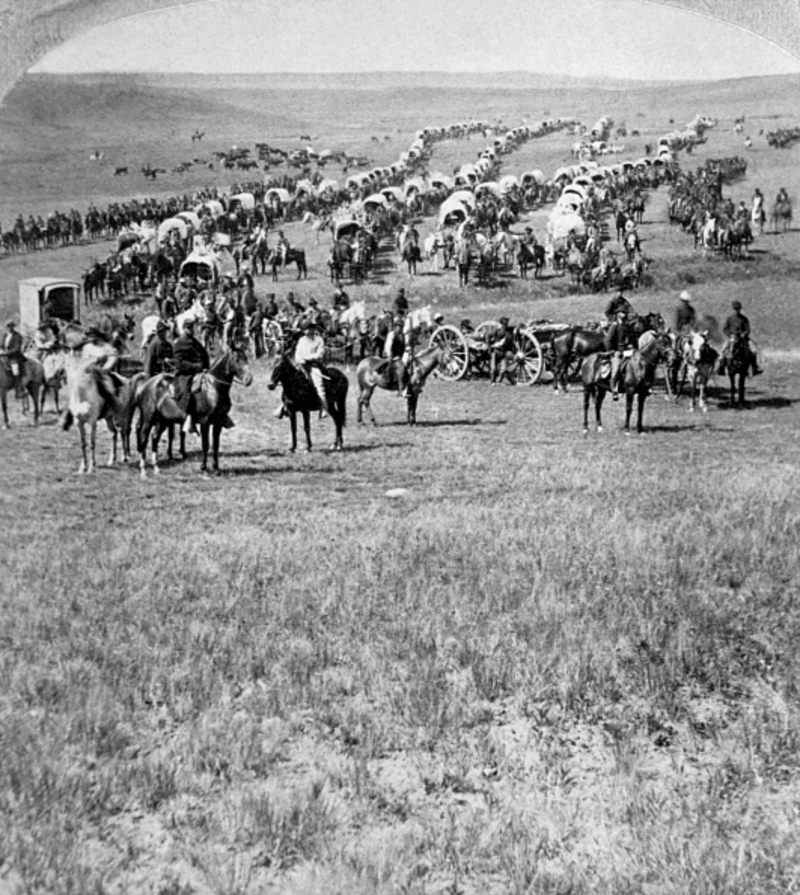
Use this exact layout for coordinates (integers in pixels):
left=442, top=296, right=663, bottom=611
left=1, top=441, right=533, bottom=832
left=607, top=308, right=636, bottom=399
left=172, top=318, right=210, bottom=420
left=143, top=320, right=174, bottom=377
left=2, top=321, right=26, bottom=397
left=719, top=300, right=762, bottom=376
left=392, top=287, right=409, bottom=318
left=604, top=291, right=633, bottom=323
left=675, top=290, right=697, bottom=334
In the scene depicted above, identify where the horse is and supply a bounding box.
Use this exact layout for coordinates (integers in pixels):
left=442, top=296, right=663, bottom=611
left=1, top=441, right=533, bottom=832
left=267, top=354, right=348, bottom=452
left=135, top=347, right=252, bottom=476
left=551, top=326, right=608, bottom=392
left=581, top=331, right=673, bottom=434
left=770, top=199, right=793, bottom=234
left=624, top=230, right=640, bottom=262
left=61, top=347, right=140, bottom=472
left=38, top=349, right=69, bottom=415
left=401, top=240, right=422, bottom=275
left=356, top=343, right=444, bottom=426
left=722, top=333, right=752, bottom=407
left=518, top=242, right=545, bottom=280
left=268, top=247, right=308, bottom=281
left=675, top=330, right=718, bottom=413
left=0, top=357, right=44, bottom=428
left=335, top=301, right=369, bottom=365
left=455, top=238, right=472, bottom=287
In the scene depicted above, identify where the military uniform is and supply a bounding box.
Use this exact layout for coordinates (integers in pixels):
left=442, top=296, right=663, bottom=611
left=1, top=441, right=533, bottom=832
left=490, top=320, right=516, bottom=385
left=172, top=328, right=209, bottom=414
left=143, top=328, right=174, bottom=378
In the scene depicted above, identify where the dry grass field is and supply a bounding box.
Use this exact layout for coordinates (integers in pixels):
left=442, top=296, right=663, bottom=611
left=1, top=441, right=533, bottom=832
left=1, top=72, right=800, bottom=894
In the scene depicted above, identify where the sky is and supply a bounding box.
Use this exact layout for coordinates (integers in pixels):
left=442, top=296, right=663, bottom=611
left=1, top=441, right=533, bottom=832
left=31, top=0, right=800, bottom=81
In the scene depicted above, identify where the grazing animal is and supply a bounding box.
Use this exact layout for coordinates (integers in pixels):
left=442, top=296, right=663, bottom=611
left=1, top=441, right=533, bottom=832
left=356, top=343, right=444, bottom=426
left=114, top=166, right=128, bottom=176
left=135, top=348, right=252, bottom=476
left=267, top=354, right=348, bottom=452
left=581, top=331, right=673, bottom=434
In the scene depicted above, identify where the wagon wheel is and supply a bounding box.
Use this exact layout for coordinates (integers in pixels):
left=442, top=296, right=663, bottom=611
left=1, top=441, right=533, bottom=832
left=471, top=320, right=501, bottom=377
left=429, top=324, right=469, bottom=381
left=263, top=319, right=284, bottom=357
left=511, top=328, right=544, bottom=385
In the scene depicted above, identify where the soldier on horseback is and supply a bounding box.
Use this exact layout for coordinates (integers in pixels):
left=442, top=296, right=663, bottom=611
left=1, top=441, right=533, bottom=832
left=2, top=321, right=26, bottom=398
left=383, top=319, right=409, bottom=397
left=173, top=318, right=210, bottom=433
left=143, top=320, right=174, bottom=377
left=606, top=304, right=636, bottom=400
left=718, top=300, right=762, bottom=377
left=276, top=230, right=291, bottom=266
left=294, top=320, right=329, bottom=418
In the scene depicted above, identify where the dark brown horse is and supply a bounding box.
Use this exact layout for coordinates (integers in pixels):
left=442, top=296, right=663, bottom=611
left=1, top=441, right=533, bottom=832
left=135, top=348, right=252, bottom=476
left=581, top=332, right=673, bottom=434
left=722, top=333, right=753, bottom=407
left=551, top=326, right=608, bottom=392
left=267, top=355, right=348, bottom=452
left=268, top=248, right=308, bottom=281
left=356, top=343, right=444, bottom=426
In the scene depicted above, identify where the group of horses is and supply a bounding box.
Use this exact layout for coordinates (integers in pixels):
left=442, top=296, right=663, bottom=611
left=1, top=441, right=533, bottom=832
left=548, top=312, right=754, bottom=434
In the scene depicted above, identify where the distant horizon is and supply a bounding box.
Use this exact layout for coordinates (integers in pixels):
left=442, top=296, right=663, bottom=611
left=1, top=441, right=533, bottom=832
left=25, top=69, right=800, bottom=87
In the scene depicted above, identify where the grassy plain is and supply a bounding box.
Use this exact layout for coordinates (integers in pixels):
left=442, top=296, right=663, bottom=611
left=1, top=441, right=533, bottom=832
left=1, top=73, right=800, bottom=894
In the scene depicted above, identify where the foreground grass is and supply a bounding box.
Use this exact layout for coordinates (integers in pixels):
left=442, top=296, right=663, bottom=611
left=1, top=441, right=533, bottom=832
left=2, top=367, right=800, bottom=892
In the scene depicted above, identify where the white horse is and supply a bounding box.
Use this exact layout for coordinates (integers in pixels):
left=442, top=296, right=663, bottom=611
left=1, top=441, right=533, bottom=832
left=63, top=343, right=137, bottom=473
left=175, top=300, right=207, bottom=335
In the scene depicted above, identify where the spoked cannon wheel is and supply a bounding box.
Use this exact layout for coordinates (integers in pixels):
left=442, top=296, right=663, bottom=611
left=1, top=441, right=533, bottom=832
left=510, top=328, right=544, bottom=385
left=470, top=320, right=501, bottom=377
left=429, top=324, right=469, bottom=381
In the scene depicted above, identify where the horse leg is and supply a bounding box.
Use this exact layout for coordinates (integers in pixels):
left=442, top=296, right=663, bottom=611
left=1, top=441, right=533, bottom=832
left=738, top=373, right=746, bottom=407
left=303, top=411, right=312, bottom=452
left=212, top=424, right=221, bottom=472
left=106, top=420, right=118, bottom=467
left=595, top=389, right=605, bottom=433
left=407, top=392, right=417, bottom=426
left=624, top=392, right=634, bottom=433
left=200, top=424, right=210, bottom=473
left=1, top=391, right=8, bottom=429
left=288, top=410, right=298, bottom=453
left=637, top=393, right=646, bottom=434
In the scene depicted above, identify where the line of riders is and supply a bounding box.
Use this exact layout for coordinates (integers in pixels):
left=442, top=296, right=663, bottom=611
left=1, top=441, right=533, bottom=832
left=572, top=288, right=762, bottom=401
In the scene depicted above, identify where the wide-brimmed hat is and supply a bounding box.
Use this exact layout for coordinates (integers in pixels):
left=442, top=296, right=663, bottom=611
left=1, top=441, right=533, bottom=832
left=6, top=320, right=17, bottom=329
left=680, top=290, right=691, bottom=302
left=499, top=316, right=509, bottom=326
left=732, top=300, right=742, bottom=310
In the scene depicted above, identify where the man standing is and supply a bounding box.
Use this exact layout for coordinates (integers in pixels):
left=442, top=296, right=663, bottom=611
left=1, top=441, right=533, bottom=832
left=143, top=320, right=174, bottom=378
left=332, top=284, right=350, bottom=312
left=2, top=321, right=26, bottom=398
left=489, top=317, right=516, bottom=386
left=675, top=290, right=697, bottom=334
left=249, top=301, right=265, bottom=359
left=173, top=318, right=210, bottom=432
left=294, top=320, right=329, bottom=418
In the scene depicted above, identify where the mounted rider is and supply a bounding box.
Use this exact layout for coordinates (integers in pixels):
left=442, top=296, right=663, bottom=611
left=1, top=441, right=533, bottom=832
left=383, top=318, right=409, bottom=397
left=718, top=300, right=762, bottom=377
left=604, top=290, right=633, bottom=324
left=276, top=230, right=291, bottom=266
left=173, top=318, right=210, bottom=433
left=606, top=301, right=636, bottom=400
left=489, top=317, right=516, bottom=386
left=2, top=321, right=27, bottom=398
left=332, top=284, right=350, bottom=312
left=143, top=319, right=174, bottom=378
left=294, top=319, right=329, bottom=418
